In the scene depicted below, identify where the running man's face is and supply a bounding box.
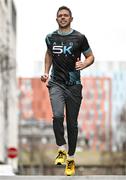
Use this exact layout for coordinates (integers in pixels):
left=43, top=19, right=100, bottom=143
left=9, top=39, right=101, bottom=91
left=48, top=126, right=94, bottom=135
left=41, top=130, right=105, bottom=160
left=56, top=9, right=73, bottom=28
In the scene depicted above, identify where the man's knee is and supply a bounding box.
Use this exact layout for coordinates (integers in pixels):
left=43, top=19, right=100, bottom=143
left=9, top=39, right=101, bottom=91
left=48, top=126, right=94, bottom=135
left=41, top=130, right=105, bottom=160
left=53, top=116, right=64, bottom=122
left=53, top=111, right=64, bottom=118
left=53, top=116, right=64, bottom=130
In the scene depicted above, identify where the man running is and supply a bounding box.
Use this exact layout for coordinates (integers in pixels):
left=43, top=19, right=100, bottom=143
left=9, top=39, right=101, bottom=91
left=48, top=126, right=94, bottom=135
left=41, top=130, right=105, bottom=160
left=41, top=6, right=94, bottom=176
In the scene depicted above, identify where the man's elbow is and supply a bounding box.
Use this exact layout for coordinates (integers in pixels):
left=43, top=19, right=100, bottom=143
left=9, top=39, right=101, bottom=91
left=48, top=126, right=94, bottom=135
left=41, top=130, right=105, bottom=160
left=91, top=55, right=95, bottom=65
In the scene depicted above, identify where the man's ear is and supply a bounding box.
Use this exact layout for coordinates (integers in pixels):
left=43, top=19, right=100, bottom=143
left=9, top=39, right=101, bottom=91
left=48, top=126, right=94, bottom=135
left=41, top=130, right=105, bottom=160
left=71, top=17, right=73, bottom=22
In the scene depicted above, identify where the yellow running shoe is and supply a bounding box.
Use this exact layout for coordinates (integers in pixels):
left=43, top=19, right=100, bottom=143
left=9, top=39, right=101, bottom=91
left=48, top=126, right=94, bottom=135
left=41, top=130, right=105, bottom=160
left=65, top=159, right=75, bottom=176
left=55, top=150, right=67, bottom=165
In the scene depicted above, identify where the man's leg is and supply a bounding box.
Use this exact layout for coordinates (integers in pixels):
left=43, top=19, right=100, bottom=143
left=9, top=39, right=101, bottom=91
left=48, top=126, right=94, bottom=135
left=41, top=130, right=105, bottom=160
left=48, top=84, right=67, bottom=165
left=49, top=84, right=66, bottom=145
left=66, top=84, right=82, bottom=156
left=65, top=84, right=82, bottom=175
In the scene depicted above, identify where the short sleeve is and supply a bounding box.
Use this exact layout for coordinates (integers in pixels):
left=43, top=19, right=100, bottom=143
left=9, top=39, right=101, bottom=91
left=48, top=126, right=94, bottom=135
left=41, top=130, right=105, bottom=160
left=45, top=34, right=52, bottom=50
left=81, top=35, right=92, bottom=55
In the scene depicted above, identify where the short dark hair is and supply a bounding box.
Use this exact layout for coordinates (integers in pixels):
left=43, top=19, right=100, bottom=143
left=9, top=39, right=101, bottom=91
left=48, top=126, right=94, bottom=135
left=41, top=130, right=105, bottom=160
left=57, top=6, right=72, bottom=17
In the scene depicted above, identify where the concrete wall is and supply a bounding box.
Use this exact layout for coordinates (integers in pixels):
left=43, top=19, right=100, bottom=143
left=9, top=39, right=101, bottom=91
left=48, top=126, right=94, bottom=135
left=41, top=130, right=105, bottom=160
left=0, top=0, right=18, bottom=170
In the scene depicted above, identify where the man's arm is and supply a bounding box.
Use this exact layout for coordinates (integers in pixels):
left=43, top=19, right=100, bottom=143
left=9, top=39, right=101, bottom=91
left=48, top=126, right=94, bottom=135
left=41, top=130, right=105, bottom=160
left=41, top=50, right=52, bottom=82
left=75, top=51, right=94, bottom=70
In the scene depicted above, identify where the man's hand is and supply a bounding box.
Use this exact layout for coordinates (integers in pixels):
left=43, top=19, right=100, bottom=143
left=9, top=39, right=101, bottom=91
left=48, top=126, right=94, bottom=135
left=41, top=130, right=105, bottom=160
left=75, top=54, right=94, bottom=70
left=75, top=58, right=85, bottom=70
left=40, top=73, right=49, bottom=82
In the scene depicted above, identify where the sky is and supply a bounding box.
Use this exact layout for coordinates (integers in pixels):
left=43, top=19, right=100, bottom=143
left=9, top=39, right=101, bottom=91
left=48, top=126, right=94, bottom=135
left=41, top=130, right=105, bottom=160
left=14, top=0, right=126, bottom=77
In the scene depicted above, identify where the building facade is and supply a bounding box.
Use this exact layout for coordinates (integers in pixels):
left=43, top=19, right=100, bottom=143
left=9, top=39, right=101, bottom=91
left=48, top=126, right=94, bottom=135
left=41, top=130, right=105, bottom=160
left=0, top=0, right=18, bottom=170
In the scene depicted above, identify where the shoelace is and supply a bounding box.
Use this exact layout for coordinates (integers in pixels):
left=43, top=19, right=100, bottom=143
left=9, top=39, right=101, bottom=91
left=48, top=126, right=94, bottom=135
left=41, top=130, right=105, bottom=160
left=56, top=151, right=64, bottom=159
left=67, top=160, right=74, bottom=169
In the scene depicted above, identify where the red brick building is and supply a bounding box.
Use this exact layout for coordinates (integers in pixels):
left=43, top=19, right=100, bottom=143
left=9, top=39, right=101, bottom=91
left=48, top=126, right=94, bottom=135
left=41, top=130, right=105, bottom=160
left=18, top=78, right=52, bottom=122
left=18, top=77, right=112, bottom=151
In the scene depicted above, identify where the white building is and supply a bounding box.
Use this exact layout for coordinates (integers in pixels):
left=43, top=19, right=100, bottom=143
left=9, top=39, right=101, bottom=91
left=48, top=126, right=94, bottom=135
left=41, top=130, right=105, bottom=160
left=0, top=0, right=18, bottom=171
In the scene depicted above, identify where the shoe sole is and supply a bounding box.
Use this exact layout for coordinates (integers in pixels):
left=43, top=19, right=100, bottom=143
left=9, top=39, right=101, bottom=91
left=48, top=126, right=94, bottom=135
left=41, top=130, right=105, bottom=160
left=56, top=162, right=62, bottom=165
left=55, top=162, right=66, bottom=165
left=65, top=173, right=75, bottom=176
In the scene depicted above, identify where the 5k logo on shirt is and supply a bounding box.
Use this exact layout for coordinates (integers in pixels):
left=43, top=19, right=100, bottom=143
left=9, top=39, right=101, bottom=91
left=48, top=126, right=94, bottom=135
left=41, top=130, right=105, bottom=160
left=52, top=45, right=72, bottom=55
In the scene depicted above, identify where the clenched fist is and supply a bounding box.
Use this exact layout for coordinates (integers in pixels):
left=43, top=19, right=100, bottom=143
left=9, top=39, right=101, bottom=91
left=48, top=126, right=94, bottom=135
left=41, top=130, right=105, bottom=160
left=40, top=73, right=49, bottom=82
